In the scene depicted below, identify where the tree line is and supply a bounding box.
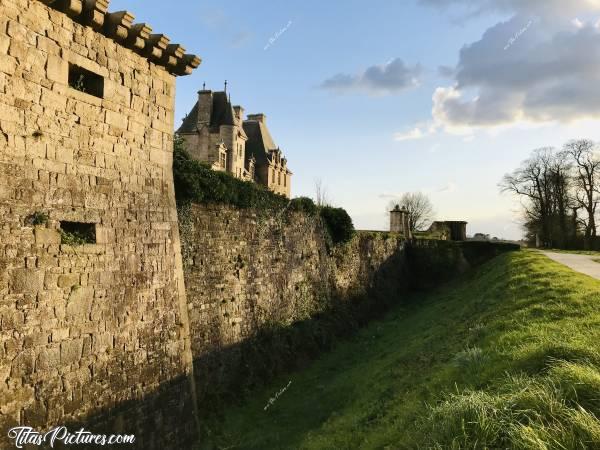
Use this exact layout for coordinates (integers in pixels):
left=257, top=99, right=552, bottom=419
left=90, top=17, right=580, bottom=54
left=501, top=139, right=600, bottom=249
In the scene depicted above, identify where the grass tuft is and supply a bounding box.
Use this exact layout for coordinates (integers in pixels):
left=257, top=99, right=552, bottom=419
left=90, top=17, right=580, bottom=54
left=452, top=346, right=488, bottom=371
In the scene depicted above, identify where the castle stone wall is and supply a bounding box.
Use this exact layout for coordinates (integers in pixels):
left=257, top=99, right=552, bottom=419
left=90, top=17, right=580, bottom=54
left=0, top=1, right=195, bottom=447
left=179, top=204, right=408, bottom=402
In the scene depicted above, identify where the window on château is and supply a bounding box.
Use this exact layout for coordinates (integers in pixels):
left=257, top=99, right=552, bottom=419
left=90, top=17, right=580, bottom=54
left=68, top=64, right=104, bottom=98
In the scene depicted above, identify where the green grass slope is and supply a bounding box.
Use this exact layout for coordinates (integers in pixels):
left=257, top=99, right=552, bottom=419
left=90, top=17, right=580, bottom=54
left=205, top=251, right=600, bottom=449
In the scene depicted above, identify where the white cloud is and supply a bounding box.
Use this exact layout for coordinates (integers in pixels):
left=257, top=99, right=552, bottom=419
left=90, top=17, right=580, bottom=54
left=200, top=8, right=253, bottom=49
left=230, top=31, right=253, bottom=48
left=321, top=58, right=421, bottom=95
left=380, top=181, right=458, bottom=198
left=378, top=192, right=405, bottom=200
left=429, top=12, right=600, bottom=130
left=394, top=121, right=440, bottom=141
left=437, top=181, right=458, bottom=193
left=394, top=127, right=424, bottom=141
left=420, top=0, right=600, bottom=18
left=429, top=143, right=441, bottom=153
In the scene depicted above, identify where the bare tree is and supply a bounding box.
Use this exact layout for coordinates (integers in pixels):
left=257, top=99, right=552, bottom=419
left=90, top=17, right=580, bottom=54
left=501, top=148, right=556, bottom=247
left=549, top=150, right=574, bottom=248
left=562, top=139, right=600, bottom=249
left=396, top=192, right=435, bottom=232
left=501, top=147, right=576, bottom=248
left=314, top=178, right=330, bottom=207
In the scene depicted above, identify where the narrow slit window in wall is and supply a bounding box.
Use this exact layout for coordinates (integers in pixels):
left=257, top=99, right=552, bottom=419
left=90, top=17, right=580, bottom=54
left=68, top=64, right=104, bottom=98
left=60, top=221, right=96, bottom=245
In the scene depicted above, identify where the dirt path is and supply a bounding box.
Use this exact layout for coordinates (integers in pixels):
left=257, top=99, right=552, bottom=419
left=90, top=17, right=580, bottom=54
left=541, top=251, right=600, bottom=280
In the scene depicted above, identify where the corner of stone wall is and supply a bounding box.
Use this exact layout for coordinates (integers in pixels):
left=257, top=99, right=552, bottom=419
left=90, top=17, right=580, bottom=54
left=168, top=195, right=201, bottom=439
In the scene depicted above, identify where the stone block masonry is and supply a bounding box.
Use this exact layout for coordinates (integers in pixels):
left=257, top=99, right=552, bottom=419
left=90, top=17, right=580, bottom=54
left=179, top=204, right=410, bottom=404
left=0, top=0, right=199, bottom=448
left=179, top=207, right=508, bottom=415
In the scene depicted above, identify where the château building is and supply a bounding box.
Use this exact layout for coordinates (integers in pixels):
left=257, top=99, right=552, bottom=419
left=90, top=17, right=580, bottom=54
left=177, top=87, right=292, bottom=197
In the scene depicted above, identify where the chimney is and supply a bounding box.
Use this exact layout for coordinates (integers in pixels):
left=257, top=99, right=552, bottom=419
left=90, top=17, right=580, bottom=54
left=233, top=105, right=245, bottom=123
left=390, top=205, right=403, bottom=233
left=247, top=113, right=266, bottom=124
left=197, top=89, right=213, bottom=127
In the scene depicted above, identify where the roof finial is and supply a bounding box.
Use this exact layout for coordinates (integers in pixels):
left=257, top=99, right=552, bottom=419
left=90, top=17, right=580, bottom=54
left=224, top=79, right=228, bottom=92
left=202, top=82, right=206, bottom=90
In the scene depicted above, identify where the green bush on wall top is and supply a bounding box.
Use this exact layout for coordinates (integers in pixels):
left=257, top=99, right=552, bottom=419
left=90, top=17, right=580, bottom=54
left=173, top=138, right=356, bottom=244
left=320, top=206, right=355, bottom=244
left=173, top=138, right=289, bottom=210
left=287, top=196, right=319, bottom=216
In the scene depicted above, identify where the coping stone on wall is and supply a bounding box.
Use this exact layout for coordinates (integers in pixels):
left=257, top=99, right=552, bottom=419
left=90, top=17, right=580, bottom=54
left=37, top=0, right=201, bottom=76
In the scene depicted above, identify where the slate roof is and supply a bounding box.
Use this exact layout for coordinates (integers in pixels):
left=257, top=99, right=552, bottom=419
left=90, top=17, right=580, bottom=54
left=178, top=91, right=289, bottom=173
left=177, top=91, right=235, bottom=133
left=211, top=92, right=235, bottom=129
left=178, top=102, right=199, bottom=133
left=242, top=120, right=276, bottom=166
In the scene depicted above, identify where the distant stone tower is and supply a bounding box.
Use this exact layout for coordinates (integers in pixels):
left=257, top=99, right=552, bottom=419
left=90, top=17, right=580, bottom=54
left=390, top=205, right=411, bottom=238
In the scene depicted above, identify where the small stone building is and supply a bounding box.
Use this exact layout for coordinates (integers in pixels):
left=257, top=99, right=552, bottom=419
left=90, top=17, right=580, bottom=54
left=178, top=88, right=292, bottom=198
left=390, top=205, right=468, bottom=242
left=0, top=0, right=199, bottom=447
left=427, top=221, right=468, bottom=241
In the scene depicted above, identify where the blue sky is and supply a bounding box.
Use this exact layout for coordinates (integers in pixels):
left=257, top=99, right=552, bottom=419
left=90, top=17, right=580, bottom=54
left=111, top=0, right=600, bottom=239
